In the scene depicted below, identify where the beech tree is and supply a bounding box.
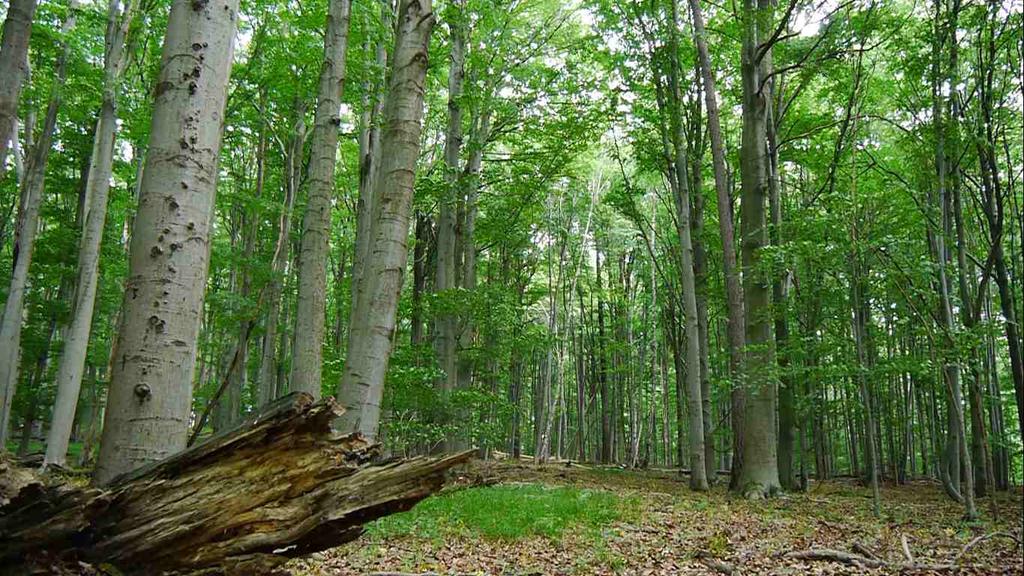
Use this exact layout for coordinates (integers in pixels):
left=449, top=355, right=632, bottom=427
left=43, top=0, right=137, bottom=468
left=93, top=0, right=239, bottom=484
left=0, top=0, right=39, bottom=174
left=0, top=0, right=77, bottom=447
left=290, top=0, right=352, bottom=399
left=336, top=0, right=436, bottom=440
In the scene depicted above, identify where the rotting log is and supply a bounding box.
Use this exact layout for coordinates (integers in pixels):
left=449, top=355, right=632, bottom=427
left=782, top=547, right=970, bottom=572
left=0, top=393, right=472, bottom=575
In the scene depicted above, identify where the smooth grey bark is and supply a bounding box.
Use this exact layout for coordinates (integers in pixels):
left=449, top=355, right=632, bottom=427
left=454, top=108, right=490, bottom=394
left=258, top=107, right=305, bottom=406
left=350, top=4, right=390, bottom=321
left=766, top=71, right=797, bottom=491
left=735, top=0, right=781, bottom=497
left=691, top=176, right=715, bottom=483
left=0, top=0, right=38, bottom=175
left=290, top=0, right=352, bottom=398
left=434, top=0, right=466, bottom=399
left=44, top=0, right=137, bottom=468
left=93, top=0, right=239, bottom=485
left=688, top=0, right=747, bottom=485
left=929, top=0, right=975, bottom=518
left=974, top=3, right=1023, bottom=451
left=665, top=0, right=707, bottom=491
left=0, top=2, right=77, bottom=447
left=9, top=118, right=25, bottom=183
left=335, top=0, right=436, bottom=440
left=850, top=258, right=882, bottom=516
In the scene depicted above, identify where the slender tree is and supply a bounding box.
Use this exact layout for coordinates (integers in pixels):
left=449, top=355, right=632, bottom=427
left=435, top=0, right=466, bottom=407
left=290, top=0, right=352, bottom=398
left=44, top=0, right=138, bottom=467
left=258, top=105, right=305, bottom=406
left=0, top=0, right=78, bottom=447
left=0, top=0, right=38, bottom=175
left=688, top=0, right=746, bottom=480
left=734, top=0, right=780, bottom=497
left=666, top=0, right=708, bottom=491
left=336, top=0, right=436, bottom=440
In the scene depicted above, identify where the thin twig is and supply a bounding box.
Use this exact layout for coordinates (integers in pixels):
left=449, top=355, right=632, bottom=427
left=956, top=532, right=1023, bottom=562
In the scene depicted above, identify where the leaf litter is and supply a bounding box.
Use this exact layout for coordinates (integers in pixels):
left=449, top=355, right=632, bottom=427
left=288, top=461, right=1023, bottom=575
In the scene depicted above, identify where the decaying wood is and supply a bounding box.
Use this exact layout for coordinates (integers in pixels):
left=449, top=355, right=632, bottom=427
left=955, top=532, right=1023, bottom=562
left=784, top=547, right=965, bottom=572
left=851, top=541, right=880, bottom=560
left=901, top=533, right=916, bottom=563
left=697, top=557, right=737, bottom=575
left=0, top=393, right=471, bottom=575
left=0, top=454, right=37, bottom=506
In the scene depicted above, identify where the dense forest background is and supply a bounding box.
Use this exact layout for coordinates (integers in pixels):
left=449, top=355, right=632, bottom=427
left=0, top=0, right=1022, bottom=517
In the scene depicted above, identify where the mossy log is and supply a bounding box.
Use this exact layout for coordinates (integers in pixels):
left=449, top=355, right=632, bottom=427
left=0, top=393, right=471, bottom=575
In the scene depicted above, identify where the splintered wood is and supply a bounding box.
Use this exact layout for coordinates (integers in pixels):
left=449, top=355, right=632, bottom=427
left=0, top=393, right=470, bottom=574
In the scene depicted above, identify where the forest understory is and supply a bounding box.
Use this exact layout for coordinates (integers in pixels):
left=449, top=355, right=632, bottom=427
left=1, top=0, right=1023, bottom=572
left=288, top=460, right=1024, bottom=576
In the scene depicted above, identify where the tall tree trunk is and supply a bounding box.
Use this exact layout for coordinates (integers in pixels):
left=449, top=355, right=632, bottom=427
left=766, top=78, right=797, bottom=491
left=45, top=0, right=137, bottom=467
left=929, top=0, right=975, bottom=518
left=974, top=3, right=1023, bottom=447
left=434, top=0, right=466, bottom=406
left=258, top=106, right=305, bottom=406
left=735, top=0, right=780, bottom=497
left=0, top=3, right=77, bottom=447
left=596, top=244, right=611, bottom=463
left=92, top=0, right=239, bottom=484
left=665, top=298, right=686, bottom=468
left=576, top=284, right=588, bottom=462
left=688, top=0, right=746, bottom=486
left=291, top=0, right=352, bottom=398
left=216, top=137, right=263, bottom=430
left=350, top=6, right=390, bottom=321
left=410, top=212, right=429, bottom=346
left=0, top=0, right=38, bottom=175
left=692, top=181, right=715, bottom=483
left=665, top=0, right=707, bottom=490
left=455, top=109, right=490, bottom=400
left=851, top=264, right=882, bottom=516
left=953, top=161, right=993, bottom=497
left=335, top=0, right=435, bottom=440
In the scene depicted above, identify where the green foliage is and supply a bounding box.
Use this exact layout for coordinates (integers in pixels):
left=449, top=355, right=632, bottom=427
left=1, top=0, right=1022, bottom=501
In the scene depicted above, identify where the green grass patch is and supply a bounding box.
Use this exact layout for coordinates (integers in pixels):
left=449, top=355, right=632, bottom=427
left=368, top=483, right=622, bottom=541
left=5, top=440, right=84, bottom=461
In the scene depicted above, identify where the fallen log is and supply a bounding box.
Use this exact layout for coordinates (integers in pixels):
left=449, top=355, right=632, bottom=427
left=697, top=556, right=738, bottom=575
left=0, top=393, right=472, bottom=575
left=783, top=547, right=965, bottom=572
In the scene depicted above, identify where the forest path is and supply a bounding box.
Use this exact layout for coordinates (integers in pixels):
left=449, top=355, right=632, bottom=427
left=290, top=460, right=1024, bottom=575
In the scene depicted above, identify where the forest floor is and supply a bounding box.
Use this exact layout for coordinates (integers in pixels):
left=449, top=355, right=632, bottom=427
left=289, top=459, right=1024, bottom=576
